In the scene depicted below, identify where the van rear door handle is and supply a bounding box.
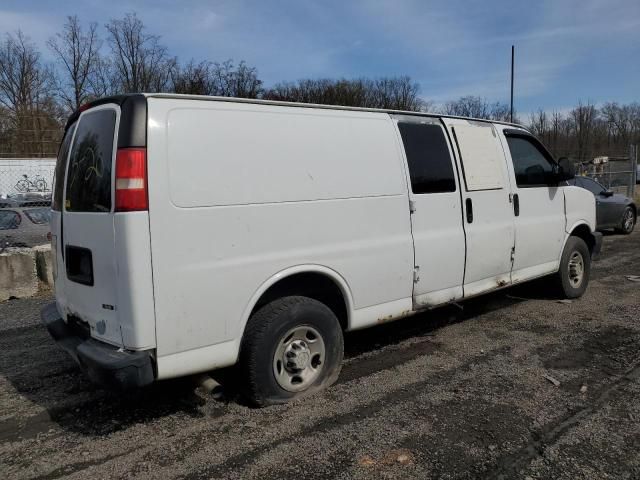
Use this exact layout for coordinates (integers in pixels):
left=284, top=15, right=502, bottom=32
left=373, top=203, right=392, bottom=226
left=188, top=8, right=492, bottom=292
left=465, top=198, right=473, bottom=223
left=513, top=193, right=520, bottom=216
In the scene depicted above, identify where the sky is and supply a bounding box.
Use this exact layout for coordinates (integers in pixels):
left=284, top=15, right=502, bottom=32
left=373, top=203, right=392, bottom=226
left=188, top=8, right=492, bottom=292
left=1, top=0, right=639, bottom=116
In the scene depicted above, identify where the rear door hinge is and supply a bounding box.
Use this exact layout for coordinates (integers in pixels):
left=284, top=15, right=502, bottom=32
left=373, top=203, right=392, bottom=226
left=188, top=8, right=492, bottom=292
left=409, top=200, right=416, bottom=213
left=510, top=246, right=515, bottom=263
left=413, top=266, right=420, bottom=283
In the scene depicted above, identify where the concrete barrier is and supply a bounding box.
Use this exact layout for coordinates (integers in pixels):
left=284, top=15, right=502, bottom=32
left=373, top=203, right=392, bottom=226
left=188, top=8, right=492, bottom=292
left=0, top=244, right=52, bottom=301
left=34, top=244, right=54, bottom=286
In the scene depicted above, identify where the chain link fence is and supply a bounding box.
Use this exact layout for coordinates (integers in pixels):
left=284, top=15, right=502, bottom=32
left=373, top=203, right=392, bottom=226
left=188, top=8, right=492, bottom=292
left=577, top=146, right=637, bottom=198
left=0, top=158, right=55, bottom=249
left=567, top=145, right=638, bottom=199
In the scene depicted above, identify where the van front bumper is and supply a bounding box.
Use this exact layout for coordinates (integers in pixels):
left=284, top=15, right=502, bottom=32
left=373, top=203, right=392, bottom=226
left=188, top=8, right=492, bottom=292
left=40, top=302, right=155, bottom=390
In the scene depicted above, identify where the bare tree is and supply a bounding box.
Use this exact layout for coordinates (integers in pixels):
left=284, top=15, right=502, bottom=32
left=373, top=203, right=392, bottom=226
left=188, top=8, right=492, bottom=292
left=0, top=31, right=61, bottom=156
left=489, top=102, right=513, bottom=122
left=263, top=76, right=424, bottom=111
left=0, top=31, right=53, bottom=113
left=210, top=60, right=262, bottom=98
left=368, top=76, right=423, bottom=111
left=47, top=16, right=102, bottom=112
left=441, top=96, right=514, bottom=121
left=442, top=96, right=490, bottom=118
left=105, top=13, right=175, bottom=93
left=529, top=109, right=550, bottom=144
left=601, top=102, right=640, bottom=146
left=569, top=101, right=597, bottom=162
left=171, top=59, right=262, bottom=97
left=549, top=110, right=564, bottom=154
left=88, top=55, right=118, bottom=98
left=172, top=60, right=213, bottom=95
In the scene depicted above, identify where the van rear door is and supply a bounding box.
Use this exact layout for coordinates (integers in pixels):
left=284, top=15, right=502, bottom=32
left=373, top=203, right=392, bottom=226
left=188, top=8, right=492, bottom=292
left=60, top=104, right=122, bottom=346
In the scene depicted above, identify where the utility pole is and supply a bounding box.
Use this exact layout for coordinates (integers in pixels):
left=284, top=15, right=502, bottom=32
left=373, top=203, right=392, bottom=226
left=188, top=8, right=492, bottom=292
left=510, top=45, right=515, bottom=123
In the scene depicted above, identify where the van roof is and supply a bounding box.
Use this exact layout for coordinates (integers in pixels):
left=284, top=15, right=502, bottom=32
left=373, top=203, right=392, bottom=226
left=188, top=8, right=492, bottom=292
left=67, top=93, right=527, bottom=131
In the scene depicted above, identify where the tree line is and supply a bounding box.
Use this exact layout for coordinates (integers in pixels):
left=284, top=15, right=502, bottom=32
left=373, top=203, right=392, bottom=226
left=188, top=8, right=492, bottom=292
left=0, top=13, right=638, bottom=160
left=528, top=102, right=640, bottom=162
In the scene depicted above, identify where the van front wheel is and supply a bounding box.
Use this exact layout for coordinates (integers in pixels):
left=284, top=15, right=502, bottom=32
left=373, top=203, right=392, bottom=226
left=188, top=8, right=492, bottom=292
left=554, top=236, right=591, bottom=298
left=239, top=296, right=344, bottom=407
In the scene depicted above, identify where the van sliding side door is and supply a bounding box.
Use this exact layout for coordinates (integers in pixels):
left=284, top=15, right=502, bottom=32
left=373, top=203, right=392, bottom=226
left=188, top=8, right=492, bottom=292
left=443, top=119, right=516, bottom=298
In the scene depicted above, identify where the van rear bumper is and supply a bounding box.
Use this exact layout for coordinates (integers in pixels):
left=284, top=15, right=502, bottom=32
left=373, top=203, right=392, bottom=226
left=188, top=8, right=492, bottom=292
left=40, top=302, right=155, bottom=390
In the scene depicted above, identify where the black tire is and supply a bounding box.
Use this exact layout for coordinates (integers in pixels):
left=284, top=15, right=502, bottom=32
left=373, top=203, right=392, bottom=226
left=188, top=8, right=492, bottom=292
left=239, top=296, right=344, bottom=407
left=615, top=206, right=636, bottom=235
left=553, top=236, right=591, bottom=299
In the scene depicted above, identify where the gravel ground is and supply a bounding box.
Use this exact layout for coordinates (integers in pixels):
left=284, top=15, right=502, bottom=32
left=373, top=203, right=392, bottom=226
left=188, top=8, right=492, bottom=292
left=1, top=230, right=639, bottom=479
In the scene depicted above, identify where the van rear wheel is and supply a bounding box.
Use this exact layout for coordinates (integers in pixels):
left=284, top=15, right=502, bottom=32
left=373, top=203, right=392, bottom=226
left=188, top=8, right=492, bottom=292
left=553, top=236, right=591, bottom=299
left=239, top=296, right=344, bottom=407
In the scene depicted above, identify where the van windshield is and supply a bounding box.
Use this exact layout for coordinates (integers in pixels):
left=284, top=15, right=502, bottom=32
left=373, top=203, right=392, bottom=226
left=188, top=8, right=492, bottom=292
left=65, top=109, right=117, bottom=212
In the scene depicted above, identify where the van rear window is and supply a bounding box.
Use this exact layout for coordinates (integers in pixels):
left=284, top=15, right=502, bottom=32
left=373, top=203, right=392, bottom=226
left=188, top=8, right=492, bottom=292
left=65, top=109, right=116, bottom=212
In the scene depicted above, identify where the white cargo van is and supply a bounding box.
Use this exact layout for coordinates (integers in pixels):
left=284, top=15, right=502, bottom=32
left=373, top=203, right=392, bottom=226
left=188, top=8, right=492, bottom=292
left=42, top=94, right=601, bottom=405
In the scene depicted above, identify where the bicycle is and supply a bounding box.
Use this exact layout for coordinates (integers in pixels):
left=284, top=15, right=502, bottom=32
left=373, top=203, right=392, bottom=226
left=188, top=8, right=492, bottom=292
left=15, top=174, right=48, bottom=193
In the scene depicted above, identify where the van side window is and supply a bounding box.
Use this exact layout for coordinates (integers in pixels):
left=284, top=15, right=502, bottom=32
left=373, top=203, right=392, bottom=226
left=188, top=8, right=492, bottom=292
left=398, top=123, right=456, bottom=194
left=505, top=136, right=556, bottom=187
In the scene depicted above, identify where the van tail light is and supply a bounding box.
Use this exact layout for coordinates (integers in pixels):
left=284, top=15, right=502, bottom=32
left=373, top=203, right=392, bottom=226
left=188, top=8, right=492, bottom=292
left=115, top=148, right=148, bottom=212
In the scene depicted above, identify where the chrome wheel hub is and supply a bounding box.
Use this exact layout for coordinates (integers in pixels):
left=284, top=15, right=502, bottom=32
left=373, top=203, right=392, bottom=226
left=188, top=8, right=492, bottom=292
left=273, top=326, right=325, bottom=392
left=284, top=340, right=311, bottom=371
left=568, top=251, right=585, bottom=288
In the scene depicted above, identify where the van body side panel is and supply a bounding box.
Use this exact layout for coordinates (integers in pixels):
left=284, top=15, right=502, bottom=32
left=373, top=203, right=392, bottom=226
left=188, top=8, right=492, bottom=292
left=113, top=212, right=156, bottom=349
left=564, top=186, right=597, bottom=234
left=146, top=99, right=414, bottom=364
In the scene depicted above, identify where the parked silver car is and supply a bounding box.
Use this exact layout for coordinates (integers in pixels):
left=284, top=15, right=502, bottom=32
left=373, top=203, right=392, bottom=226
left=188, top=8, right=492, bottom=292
left=0, top=207, right=51, bottom=248
left=568, top=176, right=636, bottom=234
left=0, top=192, right=52, bottom=208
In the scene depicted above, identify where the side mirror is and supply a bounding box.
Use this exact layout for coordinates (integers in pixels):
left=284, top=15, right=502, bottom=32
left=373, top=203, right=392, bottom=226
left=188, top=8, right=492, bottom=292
left=556, top=157, right=575, bottom=182
left=601, top=190, right=614, bottom=197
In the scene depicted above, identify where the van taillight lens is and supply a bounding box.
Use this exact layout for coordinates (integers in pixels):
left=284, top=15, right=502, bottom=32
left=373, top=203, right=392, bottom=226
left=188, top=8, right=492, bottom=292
left=115, top=148, right=148, bottom=212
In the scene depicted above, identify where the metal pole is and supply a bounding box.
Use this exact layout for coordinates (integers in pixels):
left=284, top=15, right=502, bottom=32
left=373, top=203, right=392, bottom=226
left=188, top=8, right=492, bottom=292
left=510, top=45, right=514, bottom=123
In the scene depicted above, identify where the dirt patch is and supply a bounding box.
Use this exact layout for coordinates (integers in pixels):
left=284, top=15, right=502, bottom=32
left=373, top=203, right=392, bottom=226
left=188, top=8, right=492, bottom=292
left=543, top=326, right=638, bottom=371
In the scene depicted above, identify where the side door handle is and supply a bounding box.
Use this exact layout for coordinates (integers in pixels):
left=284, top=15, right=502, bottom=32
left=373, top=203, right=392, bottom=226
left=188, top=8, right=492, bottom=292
left=465, top=198, right=473, bottom=223
left=513, top=193, right=520, bottom=216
